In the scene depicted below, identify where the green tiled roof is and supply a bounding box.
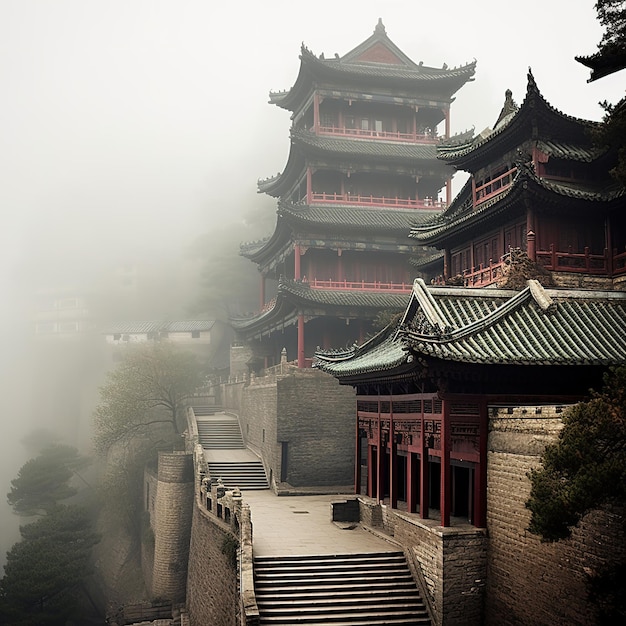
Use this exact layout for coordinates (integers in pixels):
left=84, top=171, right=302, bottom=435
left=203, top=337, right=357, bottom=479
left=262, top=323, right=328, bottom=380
left=230, top=278, right=409, bottom=336
left=315, top=279, right=626, bottom=379
left=436, top=71, right=599, bottom=170
left=292, top=128, right=439, bottom=163
left=279, top=202, right=439, bottom=235
left=411, top=163, right=624, bottom=244
left=269, top=21, right=476, bottom=111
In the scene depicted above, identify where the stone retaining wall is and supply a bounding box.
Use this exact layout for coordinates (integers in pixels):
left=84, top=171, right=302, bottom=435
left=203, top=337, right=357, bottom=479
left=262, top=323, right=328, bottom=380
left=485, top=406, right=626, bottom=625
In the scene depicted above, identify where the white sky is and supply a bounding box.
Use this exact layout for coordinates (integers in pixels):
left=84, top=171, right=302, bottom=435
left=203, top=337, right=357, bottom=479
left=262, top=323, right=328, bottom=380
left=0, top=0, right=623, bottom=286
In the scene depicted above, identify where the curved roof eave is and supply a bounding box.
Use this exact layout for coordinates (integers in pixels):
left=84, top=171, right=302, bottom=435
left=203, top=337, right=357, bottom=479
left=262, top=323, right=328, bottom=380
left=292, top=128, right=450, bottom=171
left=437, top=70, right=599, bottom=171
left=270, top=42, right=476, bottom=113
left=257, top=144, right=306, bottom=197
left=279, top=200, right=440, bottom=238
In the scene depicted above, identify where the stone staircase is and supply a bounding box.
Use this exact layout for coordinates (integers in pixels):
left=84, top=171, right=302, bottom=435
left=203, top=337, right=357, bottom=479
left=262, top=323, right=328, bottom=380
left=254, top=551, right=431, bottom=625
left=196, top=412, right=269, bottom=490
left=208, top=460, right=269, bottom=490
left=197, top=415, right=245, bottom=449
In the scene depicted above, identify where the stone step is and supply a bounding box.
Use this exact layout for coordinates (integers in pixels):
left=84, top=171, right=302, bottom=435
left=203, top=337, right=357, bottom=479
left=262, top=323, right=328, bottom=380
left=255, top=552, right=429, bottom=625
left=209, top=461, right=269, bottom=490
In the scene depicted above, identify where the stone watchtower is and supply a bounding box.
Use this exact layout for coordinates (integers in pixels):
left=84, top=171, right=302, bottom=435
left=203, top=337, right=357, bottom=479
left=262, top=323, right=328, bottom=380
left=150, top=451, right=194, bottom=602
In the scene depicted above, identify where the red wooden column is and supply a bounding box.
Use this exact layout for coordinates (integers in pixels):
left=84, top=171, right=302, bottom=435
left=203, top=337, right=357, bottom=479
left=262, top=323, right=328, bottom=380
left=440, top=399, right=451, bottom=527
left=367, top=441, right=375, bottom=498
left=294, top=244, right=301, bottom=280
left=259, top=274, right=266, bottom=311
left=306, top=167, right=313, bottom=204
left=354, top=410, right=361, bottom=495
left=376, top=397, right=384, bottom=502
left=389, top=401, right=398, bottom=508
left=313, top=92, right=320, bottom=132
left=526, top=208, right=535, bottom=259
left=406, top=451, right=417, bottom=514
left=297, top=313, right=305, bottom=368
left=473, top=403, right=488, bottom=527
left=419, top=398, right=429, bottom=519
left=444, top=106, right=450, bottom=139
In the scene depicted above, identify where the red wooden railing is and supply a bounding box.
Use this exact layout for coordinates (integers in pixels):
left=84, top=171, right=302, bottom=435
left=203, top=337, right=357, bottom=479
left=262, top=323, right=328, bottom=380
left=614, top=249, right=626, bottom=274
left=462, top=259, right=506, bottom=287
left=474, top=167, right=517, bottom=207
left=309, top=278, right=413, bottom=292
left=536, top=245, right=608, bottom=274
left=310, top=191, right=446, bottom=210
left=317, top=125, right=439, bottom=144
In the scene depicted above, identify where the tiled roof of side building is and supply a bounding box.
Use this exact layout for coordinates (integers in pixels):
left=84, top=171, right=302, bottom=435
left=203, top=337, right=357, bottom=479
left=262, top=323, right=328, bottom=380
left=104, top=320, right=215, bottom=334
left=315, top=279, right=626, bottom=378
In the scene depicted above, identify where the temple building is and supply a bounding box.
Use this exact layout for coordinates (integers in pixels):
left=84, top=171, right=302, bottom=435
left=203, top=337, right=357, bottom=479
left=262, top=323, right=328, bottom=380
left=314, top=71, right=626, bottom=624
left=315, top=278, right=626, bottom=527
left=412, top=71, right=626, bottom=290
left=232, top=20, right=476, bottom=369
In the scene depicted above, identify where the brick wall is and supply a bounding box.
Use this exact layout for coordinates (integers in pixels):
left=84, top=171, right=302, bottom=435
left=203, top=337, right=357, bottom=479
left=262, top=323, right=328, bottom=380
left=358, top=498, right=487, bottom=626
left=485, top=406, right=626, bottom=625
left=235, top=369, right=356, bottom=487
left=150, top=452, right=194, bottom=603
left=186, top=504, right=238, bottom=626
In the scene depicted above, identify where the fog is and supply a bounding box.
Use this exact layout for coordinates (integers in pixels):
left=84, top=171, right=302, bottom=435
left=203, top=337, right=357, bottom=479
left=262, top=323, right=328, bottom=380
left=0, top=0, right=623, bottom=568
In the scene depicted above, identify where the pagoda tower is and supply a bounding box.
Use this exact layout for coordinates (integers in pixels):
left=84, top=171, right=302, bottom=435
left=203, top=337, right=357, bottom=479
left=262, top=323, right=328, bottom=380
left=233, top=20, right=476, bottom=369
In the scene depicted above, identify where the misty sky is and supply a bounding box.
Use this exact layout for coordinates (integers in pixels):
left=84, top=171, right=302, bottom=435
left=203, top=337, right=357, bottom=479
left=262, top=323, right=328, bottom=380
left=1, top=0, right=623, bottom=293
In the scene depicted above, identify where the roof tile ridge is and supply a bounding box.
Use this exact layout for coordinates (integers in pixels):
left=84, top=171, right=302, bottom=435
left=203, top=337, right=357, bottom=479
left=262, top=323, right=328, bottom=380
left=403, top=286, right=534, bottom=345
left=527, top=279, right=556, bottom=312
left=443, top=286, right=533, bottom=342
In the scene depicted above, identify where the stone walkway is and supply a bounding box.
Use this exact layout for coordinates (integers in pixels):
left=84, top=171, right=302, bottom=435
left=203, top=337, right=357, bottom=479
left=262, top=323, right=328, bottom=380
left=243, top=490, right=398, bottom=557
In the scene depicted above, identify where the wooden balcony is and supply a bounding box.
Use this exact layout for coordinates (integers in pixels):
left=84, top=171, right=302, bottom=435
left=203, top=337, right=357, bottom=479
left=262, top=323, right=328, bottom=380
left=473, top=167, right=516, bottom=207
left=317, top=125, right=439, bottom=144
left=461, top=259, right=506, bottom=287
left=536, top=245, right=609, bottom=274
left=310, top=191, right=446, bottom=210
left=309, top=278, right=413, bottom=293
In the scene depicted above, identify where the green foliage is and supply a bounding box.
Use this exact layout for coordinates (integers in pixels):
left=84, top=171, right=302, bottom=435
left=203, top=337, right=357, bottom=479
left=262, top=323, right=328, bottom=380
left=595, top=0, right=626, bottom=50
left=7, top=444, right=91, bottom=517
left=221, top=534, right=239, bottom=568
left=93, top=342, right=203, bottom=455
left=594, top=97, right=626, bottom=185
left=0, top=505, right=100, bottom=625
left=527, top=366, right=626, bottom=541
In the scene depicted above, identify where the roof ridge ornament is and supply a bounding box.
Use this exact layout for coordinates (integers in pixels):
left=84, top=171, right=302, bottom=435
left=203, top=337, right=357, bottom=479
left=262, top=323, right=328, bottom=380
left=374, top=18, right=386, bottom=35
left=527, top=279, right=556, bottom=313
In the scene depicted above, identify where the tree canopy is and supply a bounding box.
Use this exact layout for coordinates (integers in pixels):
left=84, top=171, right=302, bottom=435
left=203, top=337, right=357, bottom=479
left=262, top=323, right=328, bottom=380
left=93, top=341, right=203, bottom=455
left=526, top=366, right=626, bottom=541
left=7, top=444, right=91, bottom=517
left=0, top=505, right=100, bottom=625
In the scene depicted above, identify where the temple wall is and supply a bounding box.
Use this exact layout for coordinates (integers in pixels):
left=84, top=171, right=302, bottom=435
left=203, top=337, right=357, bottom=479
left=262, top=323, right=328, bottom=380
left=275, top=369, right=355, bottom=486
left=235, top=368, right=355, bottom=488
left=358, top=498, right=487, bottom=626
left=485, top=406, right=626, bottom=625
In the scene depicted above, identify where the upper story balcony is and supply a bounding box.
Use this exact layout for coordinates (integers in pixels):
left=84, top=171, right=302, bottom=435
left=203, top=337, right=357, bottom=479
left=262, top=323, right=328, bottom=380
left=316, top=124, right=439, bottom=144
left=308, top=278, right=413, bottom=293
left=473, top=167, right=516, bottom=208
left=310, top=191, right=446, bottom=210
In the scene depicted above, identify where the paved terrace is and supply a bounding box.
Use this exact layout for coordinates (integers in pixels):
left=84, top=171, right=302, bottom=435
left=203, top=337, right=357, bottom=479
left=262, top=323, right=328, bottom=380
left=243, top=490, right=398, bottom=557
